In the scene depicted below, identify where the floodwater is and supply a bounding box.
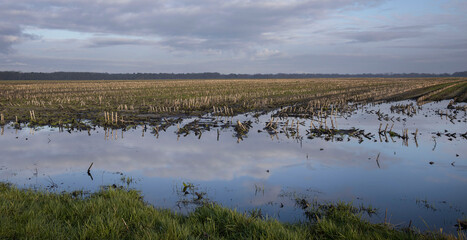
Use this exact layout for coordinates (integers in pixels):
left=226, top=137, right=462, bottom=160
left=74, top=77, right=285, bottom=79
left=1, top=100, right=466, bottom=233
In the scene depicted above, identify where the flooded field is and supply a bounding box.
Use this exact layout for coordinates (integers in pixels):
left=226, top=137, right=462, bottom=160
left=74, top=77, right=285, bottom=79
left=1, top=100, right=466, bottom=233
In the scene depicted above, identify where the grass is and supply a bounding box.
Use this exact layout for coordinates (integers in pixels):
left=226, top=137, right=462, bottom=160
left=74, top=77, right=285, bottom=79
left=428, top=82, right=467, bottom=102
left=0, top=182, right=461, bottom=239
left=0, top=78, right=466, bottom=129
left=388, top=80, right=466, bottom=103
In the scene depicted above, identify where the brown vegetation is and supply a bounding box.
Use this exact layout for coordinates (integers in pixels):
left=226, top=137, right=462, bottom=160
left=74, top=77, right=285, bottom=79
left=0, top=78, right=465, bottom=127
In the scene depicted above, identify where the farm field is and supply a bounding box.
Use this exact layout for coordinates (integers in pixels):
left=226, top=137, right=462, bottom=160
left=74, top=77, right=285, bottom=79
left=0, top=78, right=466, bottom=128
left=1, top=78, right=467, bottom=238
left=4, top=0, right=467, bottom=238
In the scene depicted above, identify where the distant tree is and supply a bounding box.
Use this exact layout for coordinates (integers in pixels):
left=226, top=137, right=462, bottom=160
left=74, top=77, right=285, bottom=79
left=0, top=71, right=465, bottom=80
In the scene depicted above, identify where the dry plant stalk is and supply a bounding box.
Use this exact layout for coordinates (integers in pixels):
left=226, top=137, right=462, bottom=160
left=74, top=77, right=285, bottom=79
left=0, top=77, right=464, bottom=126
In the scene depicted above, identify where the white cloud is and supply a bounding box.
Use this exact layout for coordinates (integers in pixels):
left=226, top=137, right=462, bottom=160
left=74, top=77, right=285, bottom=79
left=254, top=48, right=281, bottom=58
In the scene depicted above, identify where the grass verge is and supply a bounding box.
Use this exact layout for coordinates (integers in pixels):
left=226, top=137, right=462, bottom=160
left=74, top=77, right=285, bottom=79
left=0, top=183, right=461, bottom=239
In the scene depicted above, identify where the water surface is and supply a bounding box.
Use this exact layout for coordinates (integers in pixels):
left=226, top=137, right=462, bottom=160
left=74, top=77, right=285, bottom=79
left=1, top=100, right=466, bottom=233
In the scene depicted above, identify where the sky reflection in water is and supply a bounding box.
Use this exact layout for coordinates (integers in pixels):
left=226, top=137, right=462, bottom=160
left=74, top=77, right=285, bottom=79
left=1, top=100, right=466, bottom=233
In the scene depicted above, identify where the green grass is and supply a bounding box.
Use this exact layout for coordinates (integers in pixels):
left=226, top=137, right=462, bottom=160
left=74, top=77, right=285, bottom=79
left=386, top=81, right=464, bottom=102
left=0, top=183, right=460, bottom=239
left=427, top=82, right=467, bottom=102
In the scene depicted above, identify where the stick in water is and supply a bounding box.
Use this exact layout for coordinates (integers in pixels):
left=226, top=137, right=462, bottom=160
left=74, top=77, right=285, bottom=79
left=87, top=162, right=94, bottom=174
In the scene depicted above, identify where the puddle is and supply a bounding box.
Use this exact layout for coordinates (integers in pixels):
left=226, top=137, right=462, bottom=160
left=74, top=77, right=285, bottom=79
left=1, top=100, right=466, bottom=233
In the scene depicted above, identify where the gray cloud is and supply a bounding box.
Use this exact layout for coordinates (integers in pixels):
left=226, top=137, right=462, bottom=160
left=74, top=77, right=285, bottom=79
left=388, top=41, right=467, bottom=50
left=0, top=24, right=40, bottom=54
left=85, top=37, right=157, bottom=48
left=1, top=0, right=466, bottom=73
left=0, top=24, right=22, bottom=54
left=344, top=30, right=425, bottom=43
left=0, top=0, right=385, bottom=51
left=2, top=48, right=466, bottom=74
left=331, top=24, right=430, bottom=43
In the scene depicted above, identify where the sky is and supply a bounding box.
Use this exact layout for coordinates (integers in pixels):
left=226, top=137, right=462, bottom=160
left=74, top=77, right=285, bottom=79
left=0, top=0, right=466, bottom=74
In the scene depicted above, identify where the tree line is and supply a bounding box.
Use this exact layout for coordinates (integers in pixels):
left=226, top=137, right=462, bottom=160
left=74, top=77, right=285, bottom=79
left=0, top=71, right=466, bottom=80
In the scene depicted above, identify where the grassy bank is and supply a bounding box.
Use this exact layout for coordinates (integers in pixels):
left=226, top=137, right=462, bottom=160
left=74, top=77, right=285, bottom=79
left=1, top=78, right=466, bottom=129
left=0, top=183, right=459, bottom=239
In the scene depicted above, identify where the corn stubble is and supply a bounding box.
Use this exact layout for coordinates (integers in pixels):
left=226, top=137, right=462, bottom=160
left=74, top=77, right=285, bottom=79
left=0, top=78, right=465, bottom=127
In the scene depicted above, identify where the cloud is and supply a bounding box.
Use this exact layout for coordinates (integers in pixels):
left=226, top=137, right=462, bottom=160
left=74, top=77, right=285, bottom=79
left=0, top=0, right=385, bottom=52
left=85, top=37, right=157, bottom=48
left=1, top=0, right=466, bottom=73
left=330, top=24, right=430, bottom=43
left=254, top=48, right=281, bottom=58
left=344, top=30, right=425, bottom=43
left=157, top=37, right=232, bottom=52
left=0, top=24, right=22, bottom=54
left=0, top=23, right=40, bottom=54
left=0, top=124, right=398, bottom=182
left=388, top=41, right=467, bottom=50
